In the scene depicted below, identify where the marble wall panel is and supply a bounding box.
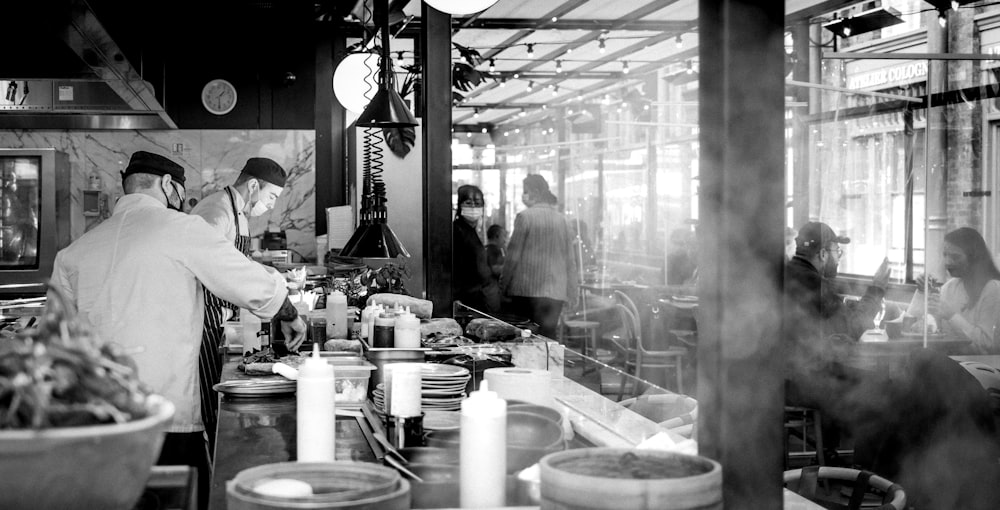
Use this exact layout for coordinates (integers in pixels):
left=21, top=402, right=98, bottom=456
left=0, top=130, right=317, bottom=259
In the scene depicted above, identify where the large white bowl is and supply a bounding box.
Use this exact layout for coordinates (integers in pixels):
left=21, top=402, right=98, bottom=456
left=0, top=395, right=175, bottom=510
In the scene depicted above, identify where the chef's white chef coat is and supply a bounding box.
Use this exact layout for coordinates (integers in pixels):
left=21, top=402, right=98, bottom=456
left=50, top=193, right=287, bottom=433
left=189, top=185, right=249, bottom=243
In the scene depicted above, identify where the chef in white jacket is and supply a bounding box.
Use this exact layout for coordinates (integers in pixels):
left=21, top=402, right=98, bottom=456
left=49, top=151, right=305, bottom=510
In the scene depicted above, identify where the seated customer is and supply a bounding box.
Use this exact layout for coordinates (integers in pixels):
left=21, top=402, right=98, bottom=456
left=909, top=227, right=1000, bottom=354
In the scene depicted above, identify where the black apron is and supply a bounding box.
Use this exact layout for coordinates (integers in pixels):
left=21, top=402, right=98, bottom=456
left=199, top=188, right=251, bottom=457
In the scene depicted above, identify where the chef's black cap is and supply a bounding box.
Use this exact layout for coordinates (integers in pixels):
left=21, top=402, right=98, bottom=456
left=240, top=157, right=287, bottom=188
left=121, top=151, right=186, bottom=186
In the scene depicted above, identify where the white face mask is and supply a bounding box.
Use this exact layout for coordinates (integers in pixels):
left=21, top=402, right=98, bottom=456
left=461, top=207, right=483, bottom=223
left=249, top=186, right=270, bottom=217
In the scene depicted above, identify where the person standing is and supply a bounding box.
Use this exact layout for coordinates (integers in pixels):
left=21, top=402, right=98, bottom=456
left=189, top=157, right=287, bottom=449
left=501, top=175, right=578, bottom=338
left=49, top=151, right=305, bottom=510
left=452, top=184, right=500, bottom=313
left=485, top=223, right=507, bottom=286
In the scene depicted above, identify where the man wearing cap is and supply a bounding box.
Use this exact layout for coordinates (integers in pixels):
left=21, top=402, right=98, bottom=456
left=189, top=157, right=287, bottom=447
left=49, top=151, right=306, bottom=510
left=784, top=221, right=889, bottom=465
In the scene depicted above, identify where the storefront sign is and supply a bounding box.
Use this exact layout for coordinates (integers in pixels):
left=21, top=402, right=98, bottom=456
left=847, top=61, right=927, bottom=90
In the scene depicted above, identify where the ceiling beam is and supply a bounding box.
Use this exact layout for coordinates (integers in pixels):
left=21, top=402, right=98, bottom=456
left=488, top=46, right=698, bottom=127
left=459, top=18, right=697, bottom=31
left=457, top=30, right=682, bottom=124
left=489, top=70, right=624, bottom=80
left=455, top=0, right=687, bottom=110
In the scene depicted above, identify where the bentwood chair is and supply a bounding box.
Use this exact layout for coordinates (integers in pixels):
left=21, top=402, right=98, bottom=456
left=784, top=466, right=907, bottom=510
left=613, top=291, right=686, bottom=396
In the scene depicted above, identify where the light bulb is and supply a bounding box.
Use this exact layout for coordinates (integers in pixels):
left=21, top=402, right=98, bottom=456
left=566, top=47, right=573, bottom=54
left=515, top=128, right=520, bottom=133
left=481, top=127, right=487, bottom=133
left=951, top=0, right=959, bottom=10
left=842, top=25, right=851, bottom=37
left=489, top=59, right=496, bottom=72
left=939, top=12, right=947, bottom=27
left=556, top=60, right=563, bottom=73
left=527, top=44, right=534, bottom=56
left=622, top=61, right=629, bottom=74
left=526, top=81, right=534, bottom=92
left=513, top=73, right=520, bottom=79
left=675, top=35, right=683, bottom=48
left=503, top=131, right=509, bottom=136
left=499, top=78, right=506, bottom=87
left=473, top=109, right=480, bottom=118
left=686, top=60, right=694, bottom=74
left=552, top=86, right=559, bottom=96
left=598, top=40, right=606, bottom=53
left=397, top=51, right=405, bottom=64
left=551, top=16, right=558, bottom=22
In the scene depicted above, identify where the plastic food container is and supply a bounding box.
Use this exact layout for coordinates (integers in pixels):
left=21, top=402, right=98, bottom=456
left=324, top=358, right=376, bottom=407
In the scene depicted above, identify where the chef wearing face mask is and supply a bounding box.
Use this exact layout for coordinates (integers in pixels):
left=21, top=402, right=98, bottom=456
left=452, top=184, right=500, bottom=313
left=189, top=157, right=287, bottom=451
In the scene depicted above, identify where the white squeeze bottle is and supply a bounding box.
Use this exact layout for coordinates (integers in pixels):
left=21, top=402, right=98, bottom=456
left=326, top=290, right=349, bottom=339
left=460, top=380, right=507, bottom=508
left=393, top=306, right=421, bottom=348
left=297, top=343, right=336, bottom=462
left=240, top=308, right=262, bottom=354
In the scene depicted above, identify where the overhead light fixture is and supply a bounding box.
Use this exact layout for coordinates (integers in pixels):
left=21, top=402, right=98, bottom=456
left=922, top=0, right=976, bottom=12
left=355, top=0, right=417, bottom=128
left=822, top=6, right=904, bottom=39
left=333, top=52, right=379, bottom=114
left=424, top=0, right=498, bottom=16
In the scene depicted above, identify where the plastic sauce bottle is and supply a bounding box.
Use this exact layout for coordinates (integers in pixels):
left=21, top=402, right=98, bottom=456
left=393, top=307, right=421, bottom=348
left=460, top=380, right=507, bottom=508
left=372, top=313, right=396, bottom=348
left=240, top=308, right=262, bottom=354
left=297, top=343, right=336, bottom=462
left=326, top=290, right=348, bottom=339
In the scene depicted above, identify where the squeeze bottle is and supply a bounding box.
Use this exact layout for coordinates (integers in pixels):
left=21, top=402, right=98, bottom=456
left=460, top=380, right=507, bottom=508
left=326, top=290, right=348, bottom=339
left=240, top=308, right=262, bottom=354
left=393, top=307, right=421, bottom=348
left=296, top=343, right=336, bottom=462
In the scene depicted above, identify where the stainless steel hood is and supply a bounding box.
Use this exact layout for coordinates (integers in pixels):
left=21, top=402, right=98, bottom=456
left=0, top=0, right=175, bottom=130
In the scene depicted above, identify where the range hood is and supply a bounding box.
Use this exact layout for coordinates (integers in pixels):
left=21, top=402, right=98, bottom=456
left=0, top=0, right=175, bottom=130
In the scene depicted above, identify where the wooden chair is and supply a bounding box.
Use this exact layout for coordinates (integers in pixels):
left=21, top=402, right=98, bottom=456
left=784, top=466, right=906, bottom=510
left=612, top=291, right=686, bottom=397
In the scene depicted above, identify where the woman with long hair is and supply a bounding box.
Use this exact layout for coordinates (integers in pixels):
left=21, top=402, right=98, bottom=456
left=452, top=184, right=500, bottom=313
left=915, top=227, right=1000, bottom=353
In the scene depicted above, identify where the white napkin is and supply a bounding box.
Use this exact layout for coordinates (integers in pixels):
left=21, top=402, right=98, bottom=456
left=636, top=431, right=698, bottom=455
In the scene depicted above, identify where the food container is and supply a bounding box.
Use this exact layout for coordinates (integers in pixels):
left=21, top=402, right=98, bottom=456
left=323, top=358, right=376, bottom=407
left=227, top=461, right=410, bottom=510
left=539, top=448, right=722, bottom=510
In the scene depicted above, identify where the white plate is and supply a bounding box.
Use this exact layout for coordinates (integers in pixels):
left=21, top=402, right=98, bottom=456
left=420, top=364, right=470, bottom=378
left=423, top=411, right=461, bottom=430
left=213, top=379, right=296, bottom=397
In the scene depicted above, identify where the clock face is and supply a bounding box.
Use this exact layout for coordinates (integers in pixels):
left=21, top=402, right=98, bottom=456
left=201, top=79, right=237, bottom=115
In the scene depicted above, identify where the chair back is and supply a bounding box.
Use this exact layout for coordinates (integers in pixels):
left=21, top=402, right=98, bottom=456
left=612, top=303, right=639, bottom=354
left=783, top=466, right=906, bottom=510
left=613, top=291, right=646, bottom=349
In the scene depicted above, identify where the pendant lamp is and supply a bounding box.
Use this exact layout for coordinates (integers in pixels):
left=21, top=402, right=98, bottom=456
left=425, top=0, right=499, bottom=16
left=333, top=52, right=379, bottom=114
left=355, top=0, right=417, bottom=128
left=342, top=0, right=411, bottom=258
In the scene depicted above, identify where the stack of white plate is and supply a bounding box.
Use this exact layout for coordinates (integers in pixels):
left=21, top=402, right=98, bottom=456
left=372, top=363, right=471, bottom=414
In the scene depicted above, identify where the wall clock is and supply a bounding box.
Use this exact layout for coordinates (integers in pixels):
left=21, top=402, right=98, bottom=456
left=201, top=79, right=237, bottom=115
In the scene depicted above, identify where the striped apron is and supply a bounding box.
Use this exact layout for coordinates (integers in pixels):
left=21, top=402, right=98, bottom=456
left=199, top=187, right=250, bottom=457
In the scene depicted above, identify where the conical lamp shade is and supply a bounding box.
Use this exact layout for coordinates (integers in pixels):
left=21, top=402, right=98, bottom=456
left=341, top=223, right=410, bottom=259
left=355, top=85, right=418, bottom=128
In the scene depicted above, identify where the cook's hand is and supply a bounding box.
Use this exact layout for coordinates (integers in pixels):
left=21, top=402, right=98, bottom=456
left=872, top=257, right=891, bottom=289
left=927, top=292, right=958, bottom=321
left=281, top=316, right=307, bottom=351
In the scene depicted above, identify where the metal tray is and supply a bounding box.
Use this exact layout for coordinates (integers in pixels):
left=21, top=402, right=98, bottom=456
left=213, top=378, right=296, bottom=397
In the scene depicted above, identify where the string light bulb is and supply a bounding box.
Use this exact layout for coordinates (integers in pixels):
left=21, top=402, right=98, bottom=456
left=499, top=77, right=506, bottom=87
left=686, top=60, right=694, bottom=74
left=598, top=40, right=606, bottom=53
left=397, top=51, right=405, bottom=64
left=675, top=34, right=683, bottom=48
left=526, top=44, right=534, bottom=56
left=565, top=47, right=573, bottom=54
left=938, top=11, right=947, bottom=27
left=489, top=59, right=496, bottom=72
left=526, top=81, right=534, bottom=92
left=551, top=16, right=558, bottom=22
left=622, top=61, right=629, bottom=74
left=473, top=108, right=480, bottom=118
left=481, top=127, right=487, bottom=133
left=513, top=73, right=520, bottom=79
left=842, top=24, right=852, bottom=37
left=552, top=85, right=559, bottom=96
left=556, top=60, right=563, bottom=73
left=951, top=0, right=959, bottom=10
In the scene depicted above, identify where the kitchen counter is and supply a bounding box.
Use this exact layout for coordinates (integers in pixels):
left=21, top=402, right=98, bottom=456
left=207, top=356, right=822, bottom=510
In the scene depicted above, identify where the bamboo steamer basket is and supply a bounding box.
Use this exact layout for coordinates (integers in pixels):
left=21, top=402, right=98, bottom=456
left=539, top=448, right=722, bottom=510
left=227, top=461, right=410, bottom=510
